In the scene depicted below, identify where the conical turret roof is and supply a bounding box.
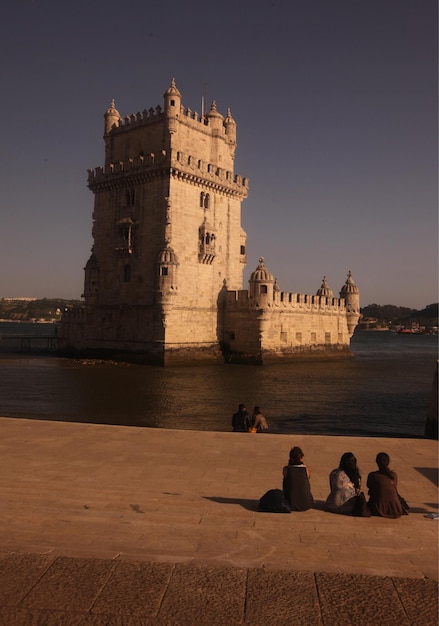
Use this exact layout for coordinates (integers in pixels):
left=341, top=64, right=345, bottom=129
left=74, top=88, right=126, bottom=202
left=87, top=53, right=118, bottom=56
left=316, top=276, right=334, bottom=297
left=340, top=271, right=359, bottom=295
left=157, top=244, right=178, bottom=265
left=250, top=258, right=274, bottom=283
left=164, top=78, right=181, bottom=98
left=206, top=100, right=224, bottom=120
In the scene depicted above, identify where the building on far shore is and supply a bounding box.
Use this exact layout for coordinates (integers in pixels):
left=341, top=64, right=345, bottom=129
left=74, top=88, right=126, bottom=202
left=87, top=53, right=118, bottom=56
left=60, top=79, right=360, bottom=365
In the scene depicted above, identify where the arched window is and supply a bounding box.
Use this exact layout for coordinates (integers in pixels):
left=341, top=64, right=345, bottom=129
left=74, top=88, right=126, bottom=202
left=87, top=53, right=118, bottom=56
left=204, top=193, right=210, bottom=209
left=200, top=192, right=204, bottom=207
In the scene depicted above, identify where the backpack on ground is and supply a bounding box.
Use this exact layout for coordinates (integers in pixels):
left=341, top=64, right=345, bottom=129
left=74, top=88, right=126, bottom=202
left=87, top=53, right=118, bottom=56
left=258, top=489, right=291, bottom=513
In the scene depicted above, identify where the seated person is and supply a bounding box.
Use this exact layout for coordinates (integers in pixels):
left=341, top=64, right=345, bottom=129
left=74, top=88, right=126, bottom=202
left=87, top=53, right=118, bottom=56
left=232, top=403, right=250, bottom=432
left=250, top=406, right=269, bottom=432
left=326, top=452, right=362, bottom=515
left=367, top=452, right=404, bottom=518
left=282, top=446, right=313, bottom=511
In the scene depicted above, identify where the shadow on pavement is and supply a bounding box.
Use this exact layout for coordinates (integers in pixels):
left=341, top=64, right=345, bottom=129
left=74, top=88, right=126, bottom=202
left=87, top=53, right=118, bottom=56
left=414, top=467, right=438, bottom=486
left=203, top=496, right=259, bottom=511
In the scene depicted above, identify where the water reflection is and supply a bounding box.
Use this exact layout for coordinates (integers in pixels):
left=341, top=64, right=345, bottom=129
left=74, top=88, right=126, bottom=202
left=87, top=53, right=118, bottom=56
left=0, top=332, right=436, bottom=437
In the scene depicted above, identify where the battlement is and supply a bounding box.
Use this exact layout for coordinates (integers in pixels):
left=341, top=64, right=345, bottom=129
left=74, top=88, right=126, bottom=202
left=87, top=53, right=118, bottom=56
left=275, top=291, right=345, bottom=310
left=108, top=105, right=164, bottom=133
left=108, top=103, right=222, bottom=134
left=88, top=150, right=249, bottom=193
left=173, top=151, right=249, bottom=191
left=226, top=289, right=346, bottom=311
left=88, top=151, right=169, bottom=183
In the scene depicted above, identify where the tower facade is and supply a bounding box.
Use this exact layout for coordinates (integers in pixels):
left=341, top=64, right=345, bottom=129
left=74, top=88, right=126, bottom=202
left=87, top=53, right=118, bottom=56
left=61, top=80, right=360, bottom=365
left=61, top=80, right=248, bottom=364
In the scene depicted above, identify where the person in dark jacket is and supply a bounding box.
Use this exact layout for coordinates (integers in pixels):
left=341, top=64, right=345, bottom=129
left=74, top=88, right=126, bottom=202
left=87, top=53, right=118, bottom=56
left=367, top=452, right=404, bottom=518
left=282, top=446, right=313, bottom=511
left=232, top=403, right=251, bottom=432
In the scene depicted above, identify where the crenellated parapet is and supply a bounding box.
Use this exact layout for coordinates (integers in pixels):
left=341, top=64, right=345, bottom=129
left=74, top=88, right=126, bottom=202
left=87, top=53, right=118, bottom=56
left=87, top=151, right=170, bottom=190
left=106, top=105, right=165, bottom=134
left=172, top=150, right=249, bottom=196
left=274, top=291, right=346, bottom=310
left=225, top=289, right=346, bottom=312
left=87, top=149, right=248, bottom=196
left=105, top=100, right=232, bottom=136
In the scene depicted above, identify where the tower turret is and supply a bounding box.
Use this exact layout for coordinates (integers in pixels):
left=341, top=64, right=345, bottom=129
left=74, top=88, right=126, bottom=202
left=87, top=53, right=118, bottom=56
left=224, top=108, right=237, bottom=150
left=206, top=100, right=224, bottom=133
left=157, top=245, right=178, bottom=301
left=104, top=99, right=121, bottom=135
left=249, top=257, right=274, bottom=305
left=339, top=271, right=360, bottom=336
left=163, top=78, right=181, bottom=134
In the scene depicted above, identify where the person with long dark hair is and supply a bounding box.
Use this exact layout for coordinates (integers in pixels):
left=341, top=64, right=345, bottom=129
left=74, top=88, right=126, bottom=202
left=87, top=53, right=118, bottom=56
left=367, top=452, right=405, bottom=518
left=250, top=406, right=269, bottom=432
left=325, top=452, right=363, bottom=515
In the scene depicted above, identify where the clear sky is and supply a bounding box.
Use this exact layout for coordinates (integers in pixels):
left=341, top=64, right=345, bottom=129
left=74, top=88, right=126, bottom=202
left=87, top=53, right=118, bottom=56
left=0, top=0, right=437, bottom=309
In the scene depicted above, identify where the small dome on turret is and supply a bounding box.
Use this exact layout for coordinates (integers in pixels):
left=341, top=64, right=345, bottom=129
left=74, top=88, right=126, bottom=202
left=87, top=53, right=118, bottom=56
left=250, top=258, right=274, bottom=283
left=163, top=77, right=181, bottom=99
left=104, top=99, right=121, bottom=134
left=224, top=108, right=236, bottom=126
left=105, top=99, right=120, bottom=117
left=157, top=244, right=178, bottom=265
left=317, top=276, right=334, bottom=297
left=206, top=100, right=224, bottom=121
left=340, top=270, right=359, bottom=296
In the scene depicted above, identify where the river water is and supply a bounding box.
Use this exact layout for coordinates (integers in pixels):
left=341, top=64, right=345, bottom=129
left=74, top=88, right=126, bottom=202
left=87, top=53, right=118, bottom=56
left=0, top=325, right=436, bottom=437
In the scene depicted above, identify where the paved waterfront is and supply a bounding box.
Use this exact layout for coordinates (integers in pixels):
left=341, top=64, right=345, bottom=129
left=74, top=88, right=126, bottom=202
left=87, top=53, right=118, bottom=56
left=0, top=418, right=437, bottom=624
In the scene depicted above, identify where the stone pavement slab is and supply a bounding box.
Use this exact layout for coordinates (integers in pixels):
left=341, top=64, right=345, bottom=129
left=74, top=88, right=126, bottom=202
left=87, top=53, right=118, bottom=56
left=0, top=555, right=437, bottom=625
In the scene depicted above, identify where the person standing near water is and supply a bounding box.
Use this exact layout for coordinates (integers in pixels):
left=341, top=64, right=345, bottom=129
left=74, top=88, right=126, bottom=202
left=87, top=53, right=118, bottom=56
left=232, top=403, right=251, bottom=432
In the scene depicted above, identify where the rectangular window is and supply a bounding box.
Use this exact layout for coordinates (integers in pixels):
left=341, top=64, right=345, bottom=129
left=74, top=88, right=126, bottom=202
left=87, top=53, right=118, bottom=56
left=124, top=264, right=131, bottom=282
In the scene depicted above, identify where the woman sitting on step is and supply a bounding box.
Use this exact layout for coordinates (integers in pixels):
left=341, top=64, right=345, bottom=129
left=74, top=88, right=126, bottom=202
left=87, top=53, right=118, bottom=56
left=367, top=452, right=406, bottom=518
left=326, top=452, right=366, bottom=516
left=282, top=446, right=314, bottom=511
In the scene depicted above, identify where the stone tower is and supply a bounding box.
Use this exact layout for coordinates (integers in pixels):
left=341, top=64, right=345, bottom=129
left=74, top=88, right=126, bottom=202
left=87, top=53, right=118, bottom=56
left=61, top=79, right=360, bottom=365
left=63, top=79, right=249, bottom=365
